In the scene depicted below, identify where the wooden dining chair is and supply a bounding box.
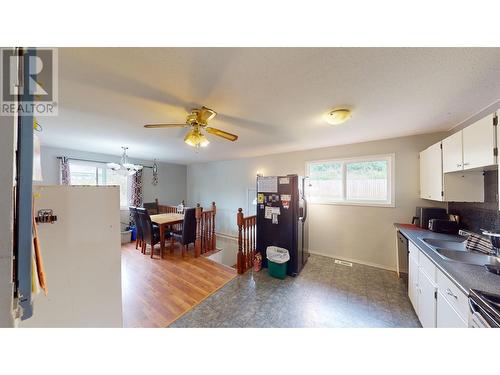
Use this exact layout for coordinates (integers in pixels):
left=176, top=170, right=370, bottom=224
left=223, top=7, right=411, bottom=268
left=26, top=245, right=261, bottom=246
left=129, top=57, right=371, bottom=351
left=168, top=208, right=196, bottom=256
left=143, top=198, right=159, bottom=215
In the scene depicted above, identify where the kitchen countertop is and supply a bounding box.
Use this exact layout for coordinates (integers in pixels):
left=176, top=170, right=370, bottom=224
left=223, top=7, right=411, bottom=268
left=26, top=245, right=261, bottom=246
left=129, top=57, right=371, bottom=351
left=395, top=223, right=500, bottom=296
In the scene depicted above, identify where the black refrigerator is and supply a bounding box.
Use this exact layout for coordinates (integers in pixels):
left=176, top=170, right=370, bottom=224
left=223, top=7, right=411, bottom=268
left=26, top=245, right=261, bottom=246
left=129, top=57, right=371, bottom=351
left=256, top=174, right=309, bottom=276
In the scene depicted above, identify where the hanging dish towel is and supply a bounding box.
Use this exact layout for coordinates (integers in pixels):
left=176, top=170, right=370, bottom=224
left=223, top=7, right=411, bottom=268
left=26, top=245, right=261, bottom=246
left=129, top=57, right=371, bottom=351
left=33, top=210, right=48, bottom=296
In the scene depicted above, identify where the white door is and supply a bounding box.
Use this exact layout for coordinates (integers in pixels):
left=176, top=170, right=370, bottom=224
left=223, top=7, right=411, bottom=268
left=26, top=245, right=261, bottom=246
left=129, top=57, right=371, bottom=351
left=442, top=131, right=463, bottom=173
left=462, top=114, right=496, bottom=170
left=419, top=149, right=428, bottom=199
left=417, top=268, right=437, bottom=328
left=408, top=255, right=419, bottom=313
left=20, top=185, right=123, bottom=328
left=419, top=142, right=443, bottom=201
left=436, top=291, right=468, bottom=328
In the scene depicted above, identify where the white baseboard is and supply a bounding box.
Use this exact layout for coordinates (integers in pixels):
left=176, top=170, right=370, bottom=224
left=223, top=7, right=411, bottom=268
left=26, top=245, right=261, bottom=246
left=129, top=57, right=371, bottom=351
left=216, top=232, right=238, bottom=241
left=308, top=249, right=396, bottom=272
left=215, top=234, right=396, bottom=272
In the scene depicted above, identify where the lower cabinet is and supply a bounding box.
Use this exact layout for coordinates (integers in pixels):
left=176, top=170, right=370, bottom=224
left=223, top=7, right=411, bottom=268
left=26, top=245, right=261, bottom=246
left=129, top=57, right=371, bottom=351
left=408, top=254, right=419, bottom=311
left=407, top=240, right=468, bottom=328
left=417, top=268, right=437, bottom=328
left=436, top=291, right=468, bottom=328
left=408, top=242, right=437, bottom=327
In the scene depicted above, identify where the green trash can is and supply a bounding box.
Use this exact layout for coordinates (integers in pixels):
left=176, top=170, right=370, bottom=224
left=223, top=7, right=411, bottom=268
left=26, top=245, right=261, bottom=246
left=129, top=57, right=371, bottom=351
left=266, top=246, right=290, bottom=279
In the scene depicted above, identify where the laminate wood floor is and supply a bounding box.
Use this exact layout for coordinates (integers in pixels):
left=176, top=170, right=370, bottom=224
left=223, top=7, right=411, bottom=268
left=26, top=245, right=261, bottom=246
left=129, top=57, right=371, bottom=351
left=121, top=242, right=236, bottom=328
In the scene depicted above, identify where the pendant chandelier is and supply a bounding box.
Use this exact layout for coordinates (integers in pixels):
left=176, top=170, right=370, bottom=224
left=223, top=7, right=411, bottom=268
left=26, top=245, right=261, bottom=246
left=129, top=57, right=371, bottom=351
left=107, top=147, right=143, bottom=176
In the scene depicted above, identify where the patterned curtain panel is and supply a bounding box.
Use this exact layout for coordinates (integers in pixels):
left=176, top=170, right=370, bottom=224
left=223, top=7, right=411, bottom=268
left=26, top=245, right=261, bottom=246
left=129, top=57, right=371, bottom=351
left=130, top=169, right=143, bottom=207
left=59, top=157, right=71, bottom=185
left=129, top=169, right=143, bottom=225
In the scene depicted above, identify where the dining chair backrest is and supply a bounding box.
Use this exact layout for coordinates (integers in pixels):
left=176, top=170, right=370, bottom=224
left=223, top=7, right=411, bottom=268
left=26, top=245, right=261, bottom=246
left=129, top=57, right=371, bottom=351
left=136, top=207, right=155, bottom=244
left=181, top=208, right=196, bottom=245
left=143, top=199, right=159, bottom=215
left=130, top=206, right=143, bottom=241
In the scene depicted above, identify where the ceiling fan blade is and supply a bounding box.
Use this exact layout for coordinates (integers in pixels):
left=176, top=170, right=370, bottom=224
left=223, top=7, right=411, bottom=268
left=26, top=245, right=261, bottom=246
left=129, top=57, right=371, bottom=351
left=206, top=127, right=238, bottom=142
left=144, top=123, right=188, bottom=128
left=198, top=106, right=217, bottom=123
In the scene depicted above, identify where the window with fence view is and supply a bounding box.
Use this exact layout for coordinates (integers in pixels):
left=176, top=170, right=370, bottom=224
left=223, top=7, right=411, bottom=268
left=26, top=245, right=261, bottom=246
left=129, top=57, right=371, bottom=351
left=69, top=161, right=130, bottom=208
left=306, top=154, right=394, bottom=206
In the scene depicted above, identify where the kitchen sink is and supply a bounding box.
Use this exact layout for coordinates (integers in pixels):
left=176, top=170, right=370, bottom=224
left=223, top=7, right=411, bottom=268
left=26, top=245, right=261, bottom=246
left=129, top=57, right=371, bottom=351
left=422, top=237, right=467, bottom=251
left=435, top=248, right=500, bottom=267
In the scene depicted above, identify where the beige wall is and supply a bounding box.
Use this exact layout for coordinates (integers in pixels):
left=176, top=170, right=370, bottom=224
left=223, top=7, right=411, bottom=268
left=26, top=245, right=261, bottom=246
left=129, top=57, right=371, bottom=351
left=39, top=146, right=187, bottom=206
left=187, top=133, right=447, bottom=271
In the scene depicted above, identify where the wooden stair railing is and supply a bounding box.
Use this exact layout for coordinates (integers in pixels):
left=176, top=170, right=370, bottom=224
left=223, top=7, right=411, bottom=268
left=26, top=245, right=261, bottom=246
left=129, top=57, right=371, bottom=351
left=158, top=200, right=185, bottom=231
left=237, top=208, right=256, bottom=274
left=194, top=202, right=217, bottom=257
left=158, top=200, right=185, bottom=214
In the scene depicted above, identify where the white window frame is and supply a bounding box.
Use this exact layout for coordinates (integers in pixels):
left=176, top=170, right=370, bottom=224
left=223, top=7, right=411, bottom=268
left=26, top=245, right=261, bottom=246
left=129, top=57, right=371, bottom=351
left=305, top=153, right=395, bottom=208
left=68, top=160, right=131, bottom=209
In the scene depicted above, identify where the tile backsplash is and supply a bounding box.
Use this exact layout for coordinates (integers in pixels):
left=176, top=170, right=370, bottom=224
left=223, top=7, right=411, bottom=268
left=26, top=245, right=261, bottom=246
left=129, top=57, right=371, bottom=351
left=448, top=170, right=500, bottom=233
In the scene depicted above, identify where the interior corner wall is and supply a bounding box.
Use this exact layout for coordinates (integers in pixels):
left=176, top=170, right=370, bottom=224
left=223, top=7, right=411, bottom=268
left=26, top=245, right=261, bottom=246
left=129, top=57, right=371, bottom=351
left=187, top=133, right=447, bottom=271
left=0, top=115, right=15, bottom=327
left=38, top=145, right=187, bottom=204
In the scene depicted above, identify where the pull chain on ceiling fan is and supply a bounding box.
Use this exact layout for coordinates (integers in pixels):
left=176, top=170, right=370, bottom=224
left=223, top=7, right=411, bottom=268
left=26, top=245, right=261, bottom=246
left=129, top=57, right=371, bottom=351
left=144, top=106, right=238, bottom=149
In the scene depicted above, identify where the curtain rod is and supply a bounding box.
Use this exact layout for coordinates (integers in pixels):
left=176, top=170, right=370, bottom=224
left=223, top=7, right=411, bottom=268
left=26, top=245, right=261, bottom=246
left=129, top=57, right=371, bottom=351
left=57, top=156, right=153, bottom=169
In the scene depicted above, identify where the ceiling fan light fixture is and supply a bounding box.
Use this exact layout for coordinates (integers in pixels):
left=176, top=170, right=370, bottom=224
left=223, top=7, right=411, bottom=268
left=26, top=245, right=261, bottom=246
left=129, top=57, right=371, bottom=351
left=184, top=129, right=210, bottom=148
left=325, top=108, right=352, bottom=125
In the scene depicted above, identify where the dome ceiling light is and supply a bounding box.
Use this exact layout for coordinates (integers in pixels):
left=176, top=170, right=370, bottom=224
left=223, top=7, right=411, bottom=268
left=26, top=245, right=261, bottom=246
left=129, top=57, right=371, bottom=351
left=325, top=108, right=352, bottom=125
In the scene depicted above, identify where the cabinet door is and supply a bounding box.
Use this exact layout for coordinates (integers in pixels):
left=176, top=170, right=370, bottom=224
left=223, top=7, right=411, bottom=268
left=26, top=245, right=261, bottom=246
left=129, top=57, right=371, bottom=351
left=417, top=268, right=437, bottom=328
left=419, top=149, right=428, bottom=199
left=408, top=255, right=419, bottom=313
left=462, top=114, right=496, bottom=170
left=436, top=291, right=468, bottom=328
left=419, top=142, right=443, bottom=200
left=442, top=131, right=463, bottom=173
left=427, top=142, right=443, bottom=200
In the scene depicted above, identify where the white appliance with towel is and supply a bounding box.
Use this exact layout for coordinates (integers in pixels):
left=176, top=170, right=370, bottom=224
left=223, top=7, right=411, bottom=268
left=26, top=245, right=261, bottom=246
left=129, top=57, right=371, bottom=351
left=19, top=185, right=123, bottom=327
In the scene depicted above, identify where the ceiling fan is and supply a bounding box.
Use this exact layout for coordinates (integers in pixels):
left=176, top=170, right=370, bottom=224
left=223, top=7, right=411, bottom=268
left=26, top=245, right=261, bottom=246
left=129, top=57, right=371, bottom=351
left=144, top=106, right=238, bottom=149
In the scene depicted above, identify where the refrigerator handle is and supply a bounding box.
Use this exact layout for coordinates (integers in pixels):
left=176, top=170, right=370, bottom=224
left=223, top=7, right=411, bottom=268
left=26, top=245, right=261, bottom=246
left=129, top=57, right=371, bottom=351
left=300, top=177, right=309, bottom=223
left=302, top=196, right=308, bottom=223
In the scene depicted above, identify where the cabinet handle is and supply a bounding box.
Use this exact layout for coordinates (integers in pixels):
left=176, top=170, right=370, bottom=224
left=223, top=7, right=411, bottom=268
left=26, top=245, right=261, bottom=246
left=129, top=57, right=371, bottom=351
left=446, top=288, right=458, bottom=299
left=456, top=164, right=462, bottom=167
left=463, top=162, right=470, bottom=166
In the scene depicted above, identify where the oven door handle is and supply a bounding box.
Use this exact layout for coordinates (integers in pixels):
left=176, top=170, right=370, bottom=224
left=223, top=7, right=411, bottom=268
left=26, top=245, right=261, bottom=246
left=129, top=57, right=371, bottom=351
left=469, top=298, right=494, bottom=328
left=469, top=298, right=479, bottom=314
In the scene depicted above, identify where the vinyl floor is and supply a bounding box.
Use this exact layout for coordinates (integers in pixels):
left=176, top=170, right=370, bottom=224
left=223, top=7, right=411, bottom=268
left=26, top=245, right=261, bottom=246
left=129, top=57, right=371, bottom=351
left=170, top=254, right=421, bottom=328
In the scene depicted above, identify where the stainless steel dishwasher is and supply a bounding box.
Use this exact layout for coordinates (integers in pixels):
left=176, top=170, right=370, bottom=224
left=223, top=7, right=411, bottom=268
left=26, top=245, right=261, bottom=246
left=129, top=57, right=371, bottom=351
left=397, top=230, right=409, bottom=284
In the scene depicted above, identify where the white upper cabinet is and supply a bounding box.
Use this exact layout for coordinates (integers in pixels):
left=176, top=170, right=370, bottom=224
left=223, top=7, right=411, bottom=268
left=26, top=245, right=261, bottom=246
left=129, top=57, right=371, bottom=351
left=420, top=142, right=443, bottom=201
left=442, top=113, right=497, bottom=173
left=442, top=131, right=463, bottom=173
left=462, top=114, right=497, bottom=170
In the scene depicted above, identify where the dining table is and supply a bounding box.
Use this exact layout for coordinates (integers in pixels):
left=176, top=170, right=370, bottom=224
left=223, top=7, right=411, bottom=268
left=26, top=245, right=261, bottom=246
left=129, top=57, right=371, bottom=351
left=150, top=213, right=184, bottom=255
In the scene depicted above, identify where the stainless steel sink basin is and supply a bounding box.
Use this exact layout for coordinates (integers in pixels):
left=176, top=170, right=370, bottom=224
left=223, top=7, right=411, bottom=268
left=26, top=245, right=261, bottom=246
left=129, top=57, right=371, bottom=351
left=436, top=248, right=500, bottom=267
left=422, top=238, right=467, bottom=251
